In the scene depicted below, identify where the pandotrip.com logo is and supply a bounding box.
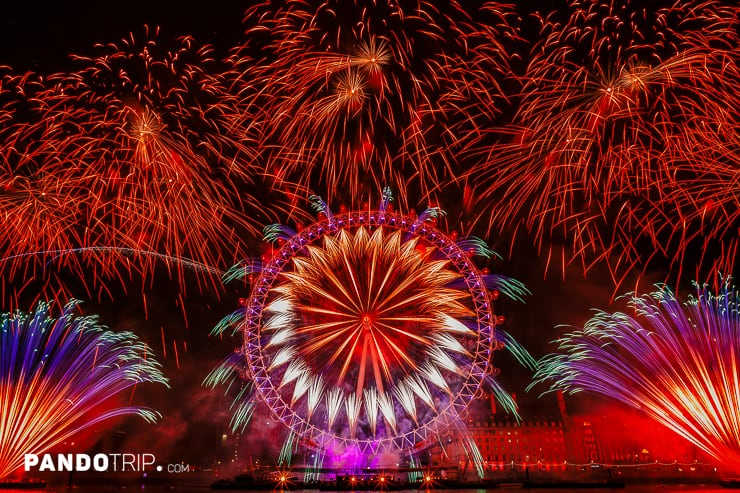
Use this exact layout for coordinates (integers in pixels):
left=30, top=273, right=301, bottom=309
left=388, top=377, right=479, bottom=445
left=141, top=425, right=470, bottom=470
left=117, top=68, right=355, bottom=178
left=24, top=453, right=190, bottom=473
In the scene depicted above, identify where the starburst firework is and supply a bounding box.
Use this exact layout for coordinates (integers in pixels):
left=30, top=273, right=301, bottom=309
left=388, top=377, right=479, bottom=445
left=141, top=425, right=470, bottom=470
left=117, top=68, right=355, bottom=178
left=207, top=192, right=533, bottom=466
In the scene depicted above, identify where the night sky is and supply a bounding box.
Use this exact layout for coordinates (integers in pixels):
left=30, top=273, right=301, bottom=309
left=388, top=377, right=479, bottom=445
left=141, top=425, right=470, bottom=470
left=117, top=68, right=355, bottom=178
left=0, top=1, right=245, bottom=72
left=0, top=0, right=735, bottom=473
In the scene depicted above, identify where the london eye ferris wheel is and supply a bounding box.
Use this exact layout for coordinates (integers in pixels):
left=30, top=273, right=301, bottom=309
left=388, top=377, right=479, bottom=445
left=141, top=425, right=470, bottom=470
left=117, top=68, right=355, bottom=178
left=209, top=190, right=530, bottom=461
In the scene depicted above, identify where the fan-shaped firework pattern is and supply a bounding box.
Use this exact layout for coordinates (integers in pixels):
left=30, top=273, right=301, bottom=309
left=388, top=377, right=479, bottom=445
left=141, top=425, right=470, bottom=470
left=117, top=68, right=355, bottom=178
left=466, top=0, right=740, bottom=285
left=226, top=0, right=518, bottom=205
left=207, top=192, right=533, bottom=464
left=531, top=281, right=740, bottom=474
left=0, top=300, right=168, bottom=478
left=0, top=28, right=281, bottom=303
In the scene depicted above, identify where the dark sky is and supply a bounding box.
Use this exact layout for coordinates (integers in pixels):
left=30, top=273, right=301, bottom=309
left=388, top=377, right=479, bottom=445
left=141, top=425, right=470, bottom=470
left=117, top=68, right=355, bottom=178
left=0, top=1, right=245, bottom=71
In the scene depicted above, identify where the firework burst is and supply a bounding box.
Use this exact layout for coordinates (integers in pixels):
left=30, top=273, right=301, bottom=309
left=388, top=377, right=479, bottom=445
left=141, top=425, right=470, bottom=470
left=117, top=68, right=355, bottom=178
left=465, top=0, right=740, bottom=285
left=0, top=28, right=290, bottom=303
left=226, top=0, right=518, bottom=205
left=0, top=300, right=168, bottom=478
left=207, top=191, right=533, bottom=468
left=531, top=279, right=740, bottom=474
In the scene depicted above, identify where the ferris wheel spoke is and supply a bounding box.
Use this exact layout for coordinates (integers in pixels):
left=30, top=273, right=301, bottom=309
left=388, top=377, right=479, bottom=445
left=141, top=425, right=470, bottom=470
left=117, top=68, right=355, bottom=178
left=303, top=324, right=356, bottom=353
left=375, top=320, right=435, bottom=345
left=294, top=307, right=355, bottom=321
left=286, top=272, right=359, bottom=314
left=356, top=336, right=370, bottom=399
left=340, top=243, right=366, bottom=312
left=373, top=328, right=421, bottom=370
left=322, top=259, right=364, bottom=313
left=368, top=235, right=401, bottom=308
left=334, top=324, right=364, bottom=386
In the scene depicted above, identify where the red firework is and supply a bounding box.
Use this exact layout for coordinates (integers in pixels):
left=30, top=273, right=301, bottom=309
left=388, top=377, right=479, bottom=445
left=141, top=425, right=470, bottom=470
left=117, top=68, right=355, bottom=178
left=223, top=0, right=518, bottom=206
left=0, top=28, right=293, bottom=305
left=464, top=0, right=740, bottom=287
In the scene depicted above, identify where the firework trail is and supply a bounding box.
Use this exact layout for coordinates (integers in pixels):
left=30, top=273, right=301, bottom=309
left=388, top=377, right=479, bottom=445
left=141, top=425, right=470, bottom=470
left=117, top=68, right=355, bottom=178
left=225, top=0, right=519, bottom=205
left=530, top=279, right=740, bottom=474
left=464, top=0, right=740, bottom=285
left=0, top=300, right=168, bottom=478
left=206, top=191, right=534, bottom=470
